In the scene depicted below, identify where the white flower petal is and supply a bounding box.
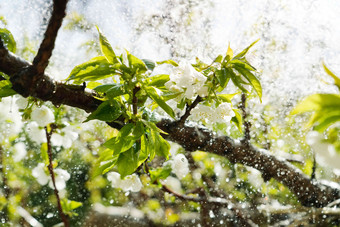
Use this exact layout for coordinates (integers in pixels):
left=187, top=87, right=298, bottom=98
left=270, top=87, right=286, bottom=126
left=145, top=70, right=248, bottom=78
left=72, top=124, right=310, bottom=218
left=31, top=106, right=54, bottom=127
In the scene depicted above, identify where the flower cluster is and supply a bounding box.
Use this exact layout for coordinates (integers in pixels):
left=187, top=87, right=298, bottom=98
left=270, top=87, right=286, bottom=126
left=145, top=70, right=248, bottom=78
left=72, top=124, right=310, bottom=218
left=165, top=61, right=208, bottom=100
left=190, top=102, right=235, bottom=124
left=107, top=172, right=143, bottom=192
left=32, top=163, right=70, bottom=190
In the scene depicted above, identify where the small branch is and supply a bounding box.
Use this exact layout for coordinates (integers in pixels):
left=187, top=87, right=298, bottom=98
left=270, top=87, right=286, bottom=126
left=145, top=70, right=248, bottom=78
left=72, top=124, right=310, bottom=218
left=32, top=0, right=69, bottom=76
left=0, top=145, right=10, bottom=222
left=45, top=126, right=69, bottom=227
left=239, top=93, right=251, bottom=144
left=178, top=95, right=202, bottom=125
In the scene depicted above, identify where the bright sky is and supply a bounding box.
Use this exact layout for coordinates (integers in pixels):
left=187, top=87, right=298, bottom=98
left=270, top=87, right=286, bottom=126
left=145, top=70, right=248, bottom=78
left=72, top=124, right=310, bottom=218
left=1, top=0, right=340, bottom=103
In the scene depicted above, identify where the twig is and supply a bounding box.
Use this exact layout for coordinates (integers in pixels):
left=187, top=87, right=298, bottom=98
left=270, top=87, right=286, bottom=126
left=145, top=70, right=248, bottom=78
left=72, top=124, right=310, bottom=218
left=0, top=145, right=10, bottom=222
left=132, top=86, right=140, bottom=116
left=45, top=126, right=69, bottom=227
left=178, top=95, right=202, bottom=125
left=32, top=0, right=69, bottom=76
left=239, top=93, right=251, bottom=144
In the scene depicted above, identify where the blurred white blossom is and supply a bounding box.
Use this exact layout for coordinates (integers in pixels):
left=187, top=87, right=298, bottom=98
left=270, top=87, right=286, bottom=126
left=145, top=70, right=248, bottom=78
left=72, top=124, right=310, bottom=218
left=27, top=122, right=46, bottom=144
left=32, top=163, right=70, bottom=190
left=171, top=154, right=189, bottom=179
left=31, top=106, right=54, bottom=127
left=191, top=102, right=235, bottom=124
left=13, top=142, right=27, bottom=162
left=163, top=176, right=182, bottom=193
left=165, top=61, right=207, bottom=100
left=306, top=131, right=340, bottom=170
left=51, top=126, right=78, bottom=148
left=15, top=96, right=28, bottom=109
left=107, top=172, right=143, bottom=192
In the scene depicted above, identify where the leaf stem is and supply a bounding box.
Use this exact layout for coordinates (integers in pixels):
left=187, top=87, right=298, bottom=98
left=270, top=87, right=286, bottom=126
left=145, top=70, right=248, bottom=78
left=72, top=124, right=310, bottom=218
left=179, top=95, right=202, bottom=125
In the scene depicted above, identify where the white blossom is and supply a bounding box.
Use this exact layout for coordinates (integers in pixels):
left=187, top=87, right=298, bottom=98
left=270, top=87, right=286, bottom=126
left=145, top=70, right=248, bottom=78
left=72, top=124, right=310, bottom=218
left=27, top=122, right=46, bottom=144
left=163, top=176, right=182, bottom=193
left=51, top=126, right=78, bottom=148
left=171, top=154, right=189, bottom=179
left=15, top=96, right=28, bottom=109
left=306, top=131, right=340, bottom=170
left=165, top=61, right=207, bottom=100
left=49, top=169, right=70, bottom=190
left=32, top=163, right=70, bottom=190
left=190, top=102, right=235, bottom=124
left=107, top=172, right=143, bottom=192
left=31, top=106, right=54, bottom=127
left=13, top=142, right=27, bottom=162
left=32, top=163, right=49, bottom=185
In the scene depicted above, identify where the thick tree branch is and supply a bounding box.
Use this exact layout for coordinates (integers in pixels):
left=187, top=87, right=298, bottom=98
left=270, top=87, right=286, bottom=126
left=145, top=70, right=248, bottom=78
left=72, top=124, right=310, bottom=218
left=0, top=43, right=339, bottom=208
left=32, top=0, right=69, bottom=76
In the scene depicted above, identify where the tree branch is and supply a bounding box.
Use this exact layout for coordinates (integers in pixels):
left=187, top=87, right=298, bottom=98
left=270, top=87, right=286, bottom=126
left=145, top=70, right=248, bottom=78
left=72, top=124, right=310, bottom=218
left=45, top=126, right=69, bottom=227
left=0, top=42, right=339, bottom=208
left=32, top=0, right=69, bottom=76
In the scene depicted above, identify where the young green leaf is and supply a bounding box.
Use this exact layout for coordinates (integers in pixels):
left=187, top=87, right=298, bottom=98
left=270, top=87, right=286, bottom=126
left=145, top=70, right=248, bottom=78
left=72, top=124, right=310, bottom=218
left=0, top=28, right=16, bottom=53
left=147, top=74, right=170, bottom=90
left=61, top=199, right=82, bottom=217
left=323, top=63, right=340, bottom=91
left=234, top=39, right=259, bottom=59
left=144, top=86, right=175, bottom=119
left=230, top=59, right=256, bottom=71
left=96, top=26, right=117, bottom=64
left=149, top=164, right=172, bottom=183
left=225, top=43, right=233, bottom=62
left=234, top=66, right=262, bottom=101
left=217, top=93, right=239, bottom=103
left=142, top=59, right=156, bottom=71
left=117, top=146, right=139, bottom=178
left=128, top=52, right=147, bottom=74
left=104, top=123, right=135, bottom=154
left=216, top=68, right=230, bottom=89
left=156, top=59, right=178, bottom=67
left=67, top=56, right=118, bottom=84
left=85, top=100, right=121, bottom=122
left=0, top=80, right=16, bottom=97
left=227, top=68, right=249, bottom=93
left=231, top=109, right=243, bottom=132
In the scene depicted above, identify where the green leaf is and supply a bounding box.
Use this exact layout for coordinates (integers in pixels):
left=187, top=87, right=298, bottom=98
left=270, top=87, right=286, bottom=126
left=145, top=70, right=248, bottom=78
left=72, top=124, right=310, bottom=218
left=231, top=109, right=243, bottom=132
left=234, top=39, right=259, bottom=59
left=216, top=68, right=230, bottom=89
left=117, top=146, right=139, bottom=178
left=92, top=152, right=118, bottom=178
left=133, top=121, right=145, bottom=140
left=323, top=63, right=340, bottom=91
left=144, top=86, right=175, bottom=119
left=104, top=123, right=135, bottom=154
left=291, top=94, right=340, bottom=131
left=67, top=56, right=118, bottom=84
left=213, top=55, right=223, bottom=63
left=61, top=199, right=82, bottom=217
left=142, top=59, right=156, bottom=71
left=217, top=93, right=239, bottom=103
left=94, top=83, right=125, bottom=99
left=149, top=164, right=172, bottom=183
left=291, top=94, right=340, bottom=115
left=128, top=51, right=147, bottom=73
left=314, top=114, right=340, bottom=132
left=0, top=80, right=16, bottom=98
left=225, top=43, right=233, bottom=62
left=230, top=59, right=256, bottom=71
left=226, top=68, right=249, bottom=93
left=138, top=134, right=149, bottom=165
left=0, top=28, right=16, bottom=53
left=85, top=100, right=121, bottom=122
left=96, top=26, right=117, bottom=64
left=147, top=74, right=170, bottom=90
left=234, top=66, right=262, bottom=101
left=156, top=60, right=178, bottom=67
